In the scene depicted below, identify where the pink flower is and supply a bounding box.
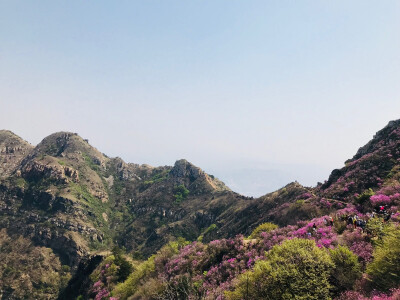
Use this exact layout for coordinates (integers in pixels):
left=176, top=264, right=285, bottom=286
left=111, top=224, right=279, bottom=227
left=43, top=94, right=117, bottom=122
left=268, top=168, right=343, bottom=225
left=370, top=194, right=391, bottom=205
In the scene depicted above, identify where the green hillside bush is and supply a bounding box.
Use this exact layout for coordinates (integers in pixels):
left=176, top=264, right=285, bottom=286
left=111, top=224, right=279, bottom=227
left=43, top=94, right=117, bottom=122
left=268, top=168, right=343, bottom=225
left=225, top=238, right=333, bottom=300
left=329, top=245, right=361, bottom=296
left=248, top=222, right=278, bottom=239
left=367, top=225, right=400, bottom=291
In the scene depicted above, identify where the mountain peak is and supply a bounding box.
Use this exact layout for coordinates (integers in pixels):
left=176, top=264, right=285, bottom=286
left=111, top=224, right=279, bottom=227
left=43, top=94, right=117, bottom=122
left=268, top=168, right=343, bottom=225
left=0, top=130, right=33, bottom=178
left=0, top=130, right=31, bottom=145
left=170, top=159, right=203, bottom=179
left=29, top=131, right=107, bottom=166
left=169, top=159, right=231, bottom=193
left=350, top=119, right=400, bottom=162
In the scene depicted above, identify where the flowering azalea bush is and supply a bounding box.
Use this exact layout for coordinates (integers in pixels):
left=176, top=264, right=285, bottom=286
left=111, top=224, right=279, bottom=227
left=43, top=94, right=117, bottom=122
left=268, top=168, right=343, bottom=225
left=370, top=194, right=391, bottom=206
left=108, top=191, right=400, bottom=300
left=90, top=258, right=118, bottom=300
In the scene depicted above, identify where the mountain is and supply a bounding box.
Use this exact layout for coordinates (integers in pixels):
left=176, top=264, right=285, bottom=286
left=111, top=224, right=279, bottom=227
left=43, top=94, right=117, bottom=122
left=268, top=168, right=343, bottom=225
left=1, top=120, right=400, bottom=299
left=0, top=130, right=33, bottom=178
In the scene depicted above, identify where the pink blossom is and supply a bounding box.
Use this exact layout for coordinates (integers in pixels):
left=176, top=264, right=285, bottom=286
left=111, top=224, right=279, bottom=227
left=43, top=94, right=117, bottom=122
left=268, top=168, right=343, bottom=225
left=370, top=194, right=391, bottom=205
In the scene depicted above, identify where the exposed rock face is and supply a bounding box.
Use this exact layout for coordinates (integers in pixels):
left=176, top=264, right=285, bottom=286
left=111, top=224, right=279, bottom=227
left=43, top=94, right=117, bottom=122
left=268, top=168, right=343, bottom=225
left=0, top=130, right=33, bottom=178
left=21, top=159, right=79, bottom=183
left=170, top=159, right=203, bottom=179
left=170, top=159, right=231, bottom=193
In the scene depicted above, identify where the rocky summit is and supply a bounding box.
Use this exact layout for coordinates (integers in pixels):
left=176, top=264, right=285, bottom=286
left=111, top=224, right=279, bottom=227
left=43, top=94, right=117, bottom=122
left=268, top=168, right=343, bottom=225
left=1, top=120, right=400, bottom=299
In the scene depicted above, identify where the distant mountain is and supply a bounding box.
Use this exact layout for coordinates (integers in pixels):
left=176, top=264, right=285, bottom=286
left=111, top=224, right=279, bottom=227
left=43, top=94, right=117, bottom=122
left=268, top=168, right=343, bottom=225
left=1, top=120, right=400, bottom=299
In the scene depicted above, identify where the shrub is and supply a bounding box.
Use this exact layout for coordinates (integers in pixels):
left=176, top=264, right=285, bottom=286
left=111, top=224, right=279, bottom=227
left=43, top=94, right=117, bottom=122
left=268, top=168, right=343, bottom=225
left=370, top=194, right=391, bottom=206
left=329, top=245, right=362, bottom=296
left=356, top=188, right=375, bottom=205
left=248, top=222, right=278, bottom=239
left=112, top=246, right=133, bottom=282
left=334, top=219, right=348, bottom=234
left=112, top=256, right=156, bottom=299
left=367, top=226, right=400, bottom=291
left=365, top=218, right=387, bottom=241
left=174, top=184, right=189, bottom=204
left=225, top=238, right=334, bottom=300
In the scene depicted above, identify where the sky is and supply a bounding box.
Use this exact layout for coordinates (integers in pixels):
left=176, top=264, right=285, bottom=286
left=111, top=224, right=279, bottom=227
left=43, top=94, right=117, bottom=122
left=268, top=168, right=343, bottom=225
left=1, top=1, right=400, bottom=196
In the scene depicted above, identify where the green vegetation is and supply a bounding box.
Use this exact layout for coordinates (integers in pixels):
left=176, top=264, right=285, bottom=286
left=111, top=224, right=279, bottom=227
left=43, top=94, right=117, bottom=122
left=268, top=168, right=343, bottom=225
left=225, top=239, right=334, bottom=300
left=333, top=219, right=347, bottom=234
left=112, top=246, right=133, bottom=282
left=356, top=188, right=375, bottom=205
left=112, top=239, right=189, bottom=299
left=0, top=229, right=69, bottom=299
left=173, top=184, right=190, bottom=204
left=14, top=177, right=27, bottom=188
left=248, top=222, right=278, bottom=239
left=365, top=217, right=388, bottom=241
left=113, top=175, right=124, bottom=195
left=144, top=170, right=169, bottom=186
left=329, top=245, right=362, bottom=296
left=113, top=255, right=156, bottom=299
left=367, top=225, right=400, bottom=291
left=82, top=152, right=100, bottom=172
left=197, top=224, right=218, bottom=242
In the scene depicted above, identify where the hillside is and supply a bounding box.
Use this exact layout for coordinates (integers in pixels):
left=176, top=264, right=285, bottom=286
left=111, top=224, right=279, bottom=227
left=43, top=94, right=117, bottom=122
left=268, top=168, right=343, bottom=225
left=1, top=120, right=400, bottom=299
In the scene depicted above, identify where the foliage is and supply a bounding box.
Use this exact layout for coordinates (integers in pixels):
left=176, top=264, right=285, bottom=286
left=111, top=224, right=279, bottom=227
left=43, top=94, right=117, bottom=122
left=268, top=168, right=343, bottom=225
left=333, top=219, right=348, bottom=234
left=329, top=245, right=362, bottom=296
left=143, top=170, right=169, bottom=185
left=342, top=229, right=373, bottom=265
left=198, top=223, right=218, bottom=242
left=365, top=217, right=387, bottom=241
left=225, top=238, right=334, bottom=300
left=356, top=188, right=375, bottom=205
left=112, top=256, right=156, bottom=300
left=112, top=246, right=133, bottom=282
left=0, top=229, right=69, bottom=299
left=248, top=222, right=278, bottom=239
left=367, top=225, right=400, bottom=291
left=173, top=184, right=190, bottom=204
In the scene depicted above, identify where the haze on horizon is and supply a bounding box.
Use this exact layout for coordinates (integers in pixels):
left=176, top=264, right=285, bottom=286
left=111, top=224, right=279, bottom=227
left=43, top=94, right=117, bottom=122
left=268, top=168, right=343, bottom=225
left=1, top=1, right=400, bottom=196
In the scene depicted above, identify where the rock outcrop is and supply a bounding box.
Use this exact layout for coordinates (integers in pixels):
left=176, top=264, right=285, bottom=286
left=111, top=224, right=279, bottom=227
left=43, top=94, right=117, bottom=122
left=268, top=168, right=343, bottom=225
left=0, top=130, right=33, bottom=178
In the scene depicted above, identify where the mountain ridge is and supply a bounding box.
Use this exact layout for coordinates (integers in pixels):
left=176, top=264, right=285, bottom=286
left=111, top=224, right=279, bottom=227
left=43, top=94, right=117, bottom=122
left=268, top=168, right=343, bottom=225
left=1, top=119, right=400, bottom=299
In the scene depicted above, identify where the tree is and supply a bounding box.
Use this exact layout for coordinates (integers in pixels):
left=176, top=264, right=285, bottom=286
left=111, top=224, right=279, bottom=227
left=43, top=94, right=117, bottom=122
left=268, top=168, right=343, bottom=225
left=226, top=238, right=334, bottom=300
left=329, top=245, right=361, bottom=296
left=367, top=225, right=400, bottom=291
left=112, top=246, right=133, bottom=282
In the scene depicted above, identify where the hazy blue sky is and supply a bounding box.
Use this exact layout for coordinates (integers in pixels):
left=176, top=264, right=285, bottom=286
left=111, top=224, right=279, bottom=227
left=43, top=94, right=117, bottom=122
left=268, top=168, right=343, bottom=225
left=1, top=1, right=399, bottom=196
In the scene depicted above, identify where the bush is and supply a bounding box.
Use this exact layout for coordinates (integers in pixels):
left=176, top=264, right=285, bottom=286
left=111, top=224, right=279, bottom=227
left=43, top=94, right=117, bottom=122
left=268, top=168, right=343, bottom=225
left=356, top=188, right=375, bottom=205
left=365, top=218, right=387, bottom=241
left=329, top=245, right=362, bottom=296
left=225, top=238, right=334, bottom=300
left=112, top=256, right=156, bottom=299
left=112, top=246, right=133, bottom=282
left=367, top=226, right=400, bottom=291
left=248, top=222, right=278, bottom=239
left=333, top=219, right=348, bottom=234
left=174, top=184, right=189, bottom=204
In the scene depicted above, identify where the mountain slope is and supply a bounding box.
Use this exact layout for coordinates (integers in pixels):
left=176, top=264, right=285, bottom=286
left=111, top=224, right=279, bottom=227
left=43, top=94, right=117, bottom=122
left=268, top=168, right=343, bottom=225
left=1, top=120, right=400, bottom=299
